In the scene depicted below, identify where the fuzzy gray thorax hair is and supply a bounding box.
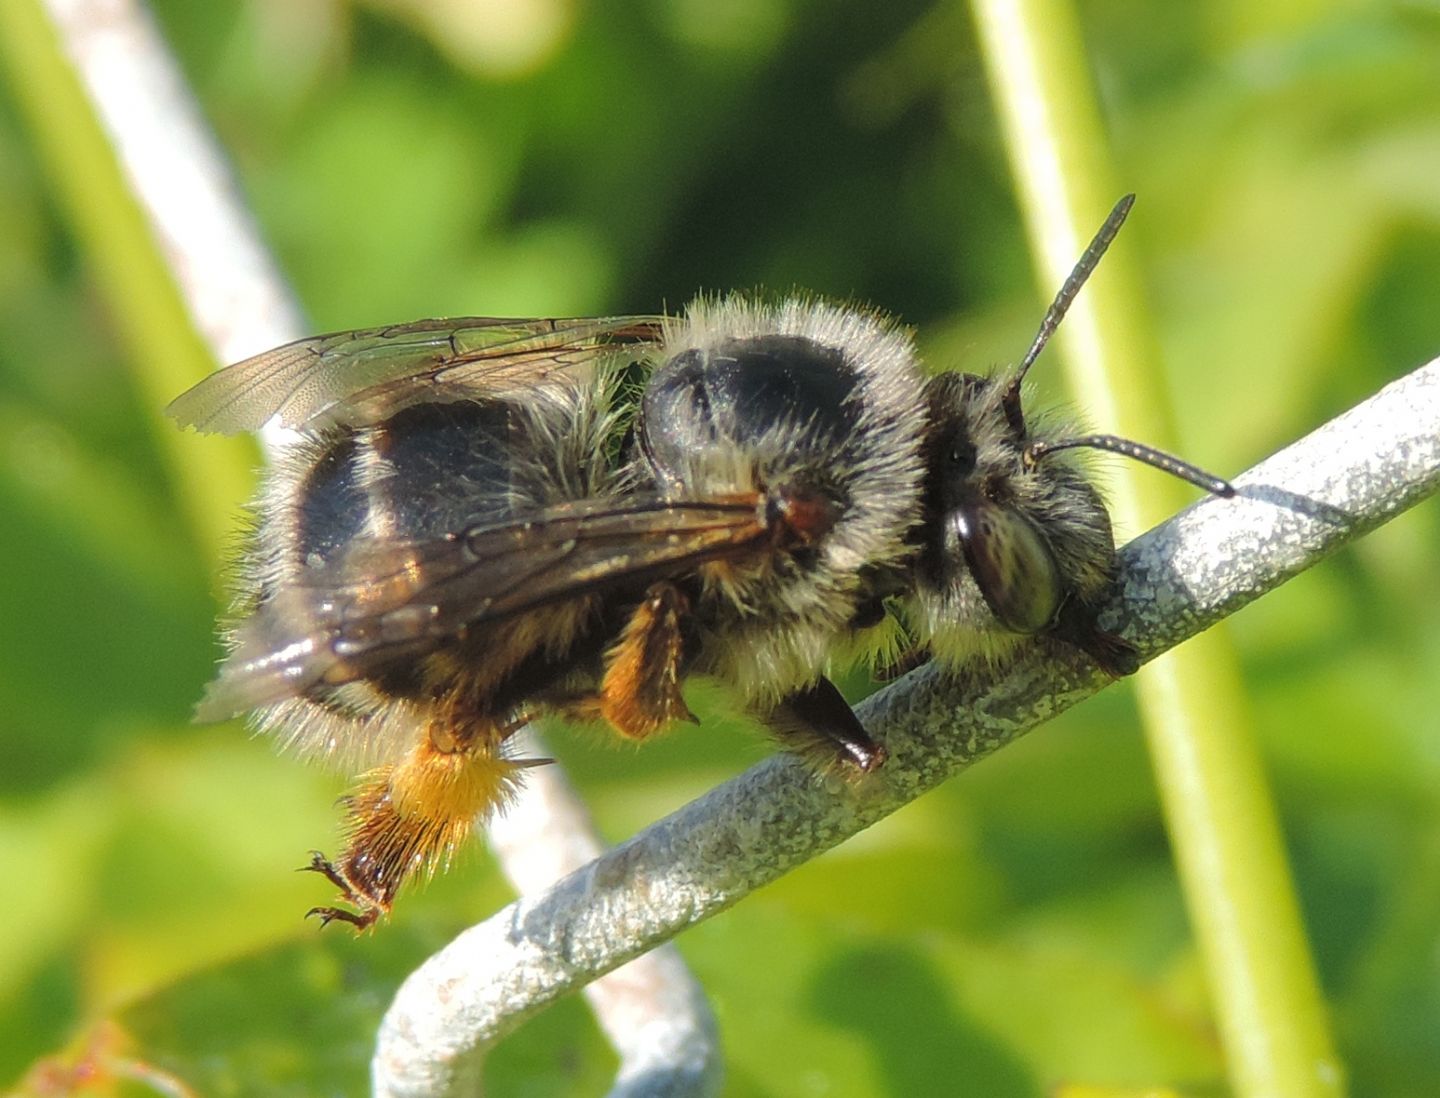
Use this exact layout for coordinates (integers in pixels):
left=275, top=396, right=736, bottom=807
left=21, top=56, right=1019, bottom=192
left=639, top=295, right=929, bottom=704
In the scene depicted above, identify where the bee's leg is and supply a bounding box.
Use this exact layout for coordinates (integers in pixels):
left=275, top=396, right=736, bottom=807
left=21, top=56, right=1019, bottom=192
left=598, top=581, right=697, bottom=739
left=301, top=848, right=384, bottom=930
left=765, top=676, right=887, bottom=773
left=303, top=719, right=530, bottom=930
left=1051, top=598, right=1139, bottom=677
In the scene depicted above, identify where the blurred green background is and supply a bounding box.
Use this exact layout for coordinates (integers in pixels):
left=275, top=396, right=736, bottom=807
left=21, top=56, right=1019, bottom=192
left=2, top=0, right=1439, bottom=1094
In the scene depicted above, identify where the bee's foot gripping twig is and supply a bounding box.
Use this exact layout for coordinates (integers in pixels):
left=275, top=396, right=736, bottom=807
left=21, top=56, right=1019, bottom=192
left=766, top=676, right=890, bottom=776
left=840, top=738, right=888, bottom=773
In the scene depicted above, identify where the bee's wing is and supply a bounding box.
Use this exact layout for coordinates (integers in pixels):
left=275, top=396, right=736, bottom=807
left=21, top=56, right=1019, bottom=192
left=197, top=494, right=769, bottom=721
left=168, top=316, right=665, bottom=435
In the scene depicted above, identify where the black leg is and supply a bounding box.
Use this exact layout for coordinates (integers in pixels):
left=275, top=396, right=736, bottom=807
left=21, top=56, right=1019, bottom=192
left=1052, top=599, right=1139, bottom=677
left=874, top=643, right=930, bottom=682
left=766, top=676, right=887, bottom=773
left=298, top=850, right=382, bottom=931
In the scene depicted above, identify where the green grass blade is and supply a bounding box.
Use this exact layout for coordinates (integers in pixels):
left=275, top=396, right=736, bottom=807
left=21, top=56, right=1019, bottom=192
left=969, top=1, right=1345, bottom=1094
left=0, top=0, right=254, bottom=571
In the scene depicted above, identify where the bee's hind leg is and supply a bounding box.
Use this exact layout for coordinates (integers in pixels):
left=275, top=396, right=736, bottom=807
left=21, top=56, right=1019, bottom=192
left=302, top=716, right=532, bottom=931
left=299, top=851, right=383, bottom=930
left=765, top=676, right=887, bottom=774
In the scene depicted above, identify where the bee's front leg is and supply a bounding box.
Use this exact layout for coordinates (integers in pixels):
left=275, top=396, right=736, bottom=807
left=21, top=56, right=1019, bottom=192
left=765, top=676, right=887, bottom=774
left=1050, top=596, right=1140, bottom=677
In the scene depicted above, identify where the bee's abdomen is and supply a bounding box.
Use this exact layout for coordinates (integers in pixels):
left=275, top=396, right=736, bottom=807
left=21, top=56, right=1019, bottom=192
left=362, top=400, right=518, bottom=540
left=294, top=432, right=369, bottom=565
left=285, top=400, right=523, bottom=573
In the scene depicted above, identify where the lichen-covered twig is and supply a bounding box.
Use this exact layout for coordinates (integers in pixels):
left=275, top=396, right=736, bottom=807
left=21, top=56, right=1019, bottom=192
left=486, top=733, right=721, bottom=1098
left=373, top=357, right=1440, bottom=1097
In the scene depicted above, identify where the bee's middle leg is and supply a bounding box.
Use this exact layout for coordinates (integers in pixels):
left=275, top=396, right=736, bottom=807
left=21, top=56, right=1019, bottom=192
left=597, top=581, right=696, bottom=740
left=765, top=675, right=887, bottom=774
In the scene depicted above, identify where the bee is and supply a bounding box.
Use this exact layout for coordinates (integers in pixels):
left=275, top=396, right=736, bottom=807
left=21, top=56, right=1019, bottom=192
left=170, top=301, right=928, bottom=929
left=171, top=194, right=1230, bottom=931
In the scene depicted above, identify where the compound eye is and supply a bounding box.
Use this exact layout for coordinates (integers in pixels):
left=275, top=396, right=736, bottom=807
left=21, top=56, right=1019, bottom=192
left=952, top=499, right=1063, bottom=634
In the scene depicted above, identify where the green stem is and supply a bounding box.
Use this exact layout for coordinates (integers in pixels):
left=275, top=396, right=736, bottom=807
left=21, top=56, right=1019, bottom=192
left=968, top=1, right=1344, bottom=1095
left=0, top=0, right=254, bottom=572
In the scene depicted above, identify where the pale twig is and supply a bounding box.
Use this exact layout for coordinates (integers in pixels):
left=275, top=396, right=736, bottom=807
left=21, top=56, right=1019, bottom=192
left=42, top=0, right=304, bottom=363
left=41, top=1, right=721, bottom=1093
left=487, top=732, right=721, bottom=1098
left=373, top=358, right=1440, bottom=1097
left=41, top=0, right=303, bottom=457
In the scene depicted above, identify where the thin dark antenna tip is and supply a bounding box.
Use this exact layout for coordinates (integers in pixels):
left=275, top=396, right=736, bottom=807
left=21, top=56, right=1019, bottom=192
left=1026, top=433, right=1234, bottom=498
left=1010, top=195, right=1138, bottom=394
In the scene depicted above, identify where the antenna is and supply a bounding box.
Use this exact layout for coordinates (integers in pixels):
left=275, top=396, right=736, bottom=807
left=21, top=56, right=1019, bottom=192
left=1002, top=194, right=1135, bottom=432
left=1015, top=194, right=1134, bottom=386
left=1025, top=434, right=1235, bottom=498
left=1000, top=194, right=1234, bottom=499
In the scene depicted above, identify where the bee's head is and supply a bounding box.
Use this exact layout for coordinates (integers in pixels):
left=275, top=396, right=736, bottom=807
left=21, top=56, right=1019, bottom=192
left=907, top=196, right=1232, bottom=676
left=913, top=365, right=1124, bottom=672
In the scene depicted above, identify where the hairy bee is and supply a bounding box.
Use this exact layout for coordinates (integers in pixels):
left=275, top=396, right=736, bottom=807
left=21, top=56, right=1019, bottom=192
left=171, top=194, right=1229, bottom=930
left=627, top=298, right=926, bottom=768
left=171, top=301, right=927, bottom=928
